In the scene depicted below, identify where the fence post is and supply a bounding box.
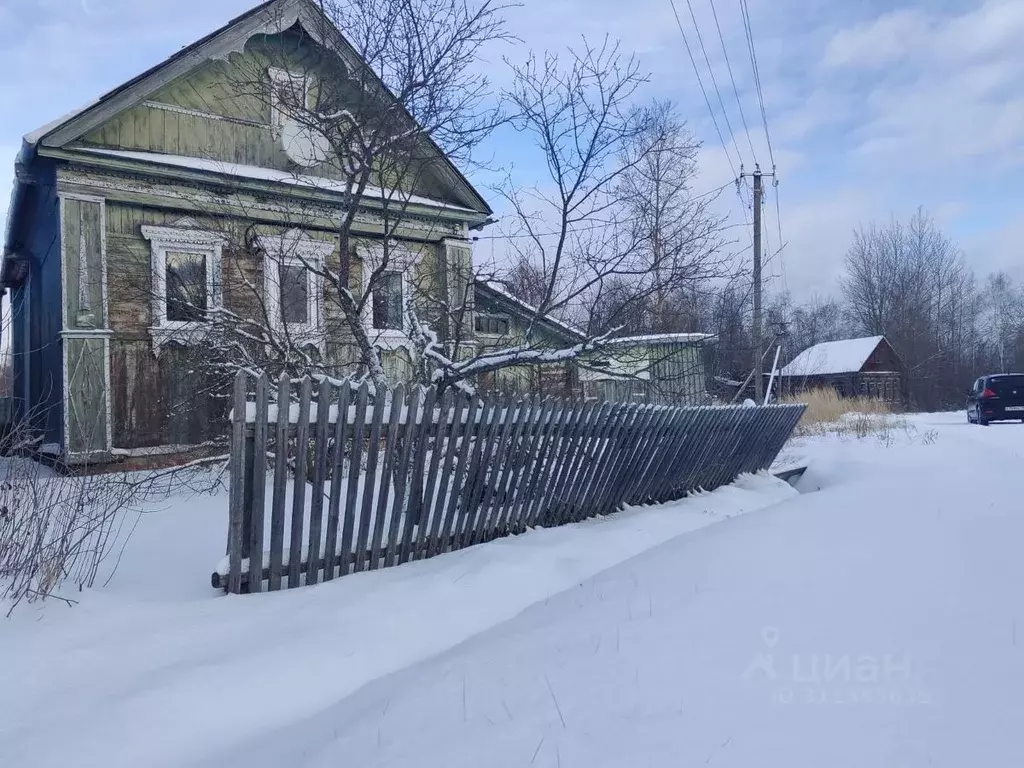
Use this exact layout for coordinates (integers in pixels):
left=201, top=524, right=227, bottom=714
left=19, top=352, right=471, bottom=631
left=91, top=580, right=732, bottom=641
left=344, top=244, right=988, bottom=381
left=227, top=369, right=249, bottom=594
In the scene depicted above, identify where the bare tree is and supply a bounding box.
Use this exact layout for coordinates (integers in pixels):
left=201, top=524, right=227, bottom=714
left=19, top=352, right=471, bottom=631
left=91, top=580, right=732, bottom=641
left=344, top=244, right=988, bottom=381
left=841, top=208, right=976, bottom=408
left=215, top=0, right=514, bottom=392
left=613, top=100, right=729, bottom=333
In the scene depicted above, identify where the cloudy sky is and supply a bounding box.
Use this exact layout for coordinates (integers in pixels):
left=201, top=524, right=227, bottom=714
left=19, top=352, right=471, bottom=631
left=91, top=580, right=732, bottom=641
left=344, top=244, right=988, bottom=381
left=1, top=0, right=1022, bottom=302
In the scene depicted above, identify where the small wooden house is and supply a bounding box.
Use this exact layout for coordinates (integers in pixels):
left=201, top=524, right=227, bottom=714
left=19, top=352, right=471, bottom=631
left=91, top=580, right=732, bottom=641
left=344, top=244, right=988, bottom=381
left=778, top=335, right=903, bottom=403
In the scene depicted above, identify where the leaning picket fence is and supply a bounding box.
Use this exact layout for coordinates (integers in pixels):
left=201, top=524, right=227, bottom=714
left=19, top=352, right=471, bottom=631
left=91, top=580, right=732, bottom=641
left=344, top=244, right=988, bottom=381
left=213, top=370, right=805, bottom=593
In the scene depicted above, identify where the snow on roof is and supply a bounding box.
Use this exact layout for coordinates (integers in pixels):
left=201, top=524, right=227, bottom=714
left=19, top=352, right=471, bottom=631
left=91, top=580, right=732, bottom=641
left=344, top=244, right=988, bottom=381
left=23, top=96, right=103, bottom=145
left=780, top=335, right=885, bottom=377
left=479, top=281, right=585, bottom=339
left=76, top=148, right=479, bottom=213
left=604, top=332, right=716, bottom=347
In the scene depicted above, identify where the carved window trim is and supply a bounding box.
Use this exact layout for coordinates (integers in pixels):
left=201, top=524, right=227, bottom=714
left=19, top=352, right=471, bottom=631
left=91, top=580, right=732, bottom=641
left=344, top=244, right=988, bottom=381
left=142, top=221, right=225, bottom=354
left=360, top=241, right=423, bottom=350
left=258, top=228, right=333, bottom=350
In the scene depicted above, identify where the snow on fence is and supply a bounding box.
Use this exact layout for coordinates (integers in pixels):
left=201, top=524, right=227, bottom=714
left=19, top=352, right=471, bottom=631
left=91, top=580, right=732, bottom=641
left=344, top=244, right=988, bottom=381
left=215, top=370, right=806, bottom=594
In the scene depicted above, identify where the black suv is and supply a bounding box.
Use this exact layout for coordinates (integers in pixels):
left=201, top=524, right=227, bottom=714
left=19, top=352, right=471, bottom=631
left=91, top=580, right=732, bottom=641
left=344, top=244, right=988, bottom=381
left=967, top=374, right=1024, bottom=425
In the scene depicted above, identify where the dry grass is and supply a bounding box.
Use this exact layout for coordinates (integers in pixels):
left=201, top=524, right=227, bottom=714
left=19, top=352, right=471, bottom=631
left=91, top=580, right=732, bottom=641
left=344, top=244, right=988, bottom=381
left=779, top=388, right=903, bottom=438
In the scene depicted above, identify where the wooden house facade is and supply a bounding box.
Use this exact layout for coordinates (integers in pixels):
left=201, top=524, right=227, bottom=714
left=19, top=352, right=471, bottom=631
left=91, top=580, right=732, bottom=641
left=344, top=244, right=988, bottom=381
left=777, top=335, right=904, bottom=404
left=1, top=0, right=493, bottom=463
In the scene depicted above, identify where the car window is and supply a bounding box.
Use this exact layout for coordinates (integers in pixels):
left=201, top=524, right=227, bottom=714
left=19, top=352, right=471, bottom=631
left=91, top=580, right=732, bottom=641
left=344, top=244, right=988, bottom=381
left=989, top=376, right=1024, bottom=396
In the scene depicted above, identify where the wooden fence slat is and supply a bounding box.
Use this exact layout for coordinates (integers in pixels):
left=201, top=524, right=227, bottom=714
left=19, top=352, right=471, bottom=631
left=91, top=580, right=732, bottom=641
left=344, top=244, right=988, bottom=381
left=427, top=391, right=469, bottom=558
left=287, top=376, right=313, bottom=588
left=305, top=378, right=333, bottom=585
left=437, top=395, right=480, bottom=554
left=323, top=382, right=351, bottom=581
left=370, top=383, right=406, bottom=570
left=689, top=408, right=734, bottom=492
left=574, top=402, right=627, bottom=514
left=715, top=407, right=763, bottom=488
left=503, top=398, right=553, bottom=535
left=464, top=396, right=512, bottom=547
left=583, top=403, right=634, bottom=517
left=621, top=405, right=674, bottom=507
left=352, top=382, right=383, bottom=573
left=569, top=401, right=620, bottom=517
left=399, top=385, right=436, bottom=565
left=247, top=373, right=269, bottom=593
left=227, top=370, right=247, bottom=594
left=470, top=397, right=512, bottom=545
left=644, top=408, right=698, bottom=503
left=385, top=385, right=421, bottom=568
left=483, top=397, right=532, bottom=539
left=419, top=389, right=456, bottom=560
left=590, top=404, right=643, bottom=515
left=670, top=407, right=712, bottom=495
left=455, top=397, right=498, bottom=549
left=524, top=399, right=574, bottom=529
left=610, top=405, right=662, bottom=510
left=560, top=401, right=612, bottom=524
left=268, top=372, right=291, bottom=591
left=545, top=400, right=597, bottom=527
left=341, top=383, right=371, bottom=576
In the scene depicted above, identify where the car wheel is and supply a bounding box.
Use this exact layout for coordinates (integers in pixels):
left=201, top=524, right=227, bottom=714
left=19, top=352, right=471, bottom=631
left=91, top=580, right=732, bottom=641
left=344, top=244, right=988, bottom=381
left=968, top=409, right=975, bottom=424
left=979, top=410, right=989, bottom=426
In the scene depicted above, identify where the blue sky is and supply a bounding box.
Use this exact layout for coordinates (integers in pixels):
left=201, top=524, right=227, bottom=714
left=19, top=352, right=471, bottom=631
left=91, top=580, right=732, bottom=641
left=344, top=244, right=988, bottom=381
left=2, top=0, right=1023, bottom=302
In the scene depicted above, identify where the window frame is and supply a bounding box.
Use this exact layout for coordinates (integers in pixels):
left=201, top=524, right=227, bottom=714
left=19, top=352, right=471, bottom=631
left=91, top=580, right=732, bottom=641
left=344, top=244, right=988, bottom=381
left=142, top=222, right=225, bottom=352
left=258, top=229, right=334, bottom=347
left=360, top=241, right=422, bottom=349
left=474, top=312, right=511, bottom=337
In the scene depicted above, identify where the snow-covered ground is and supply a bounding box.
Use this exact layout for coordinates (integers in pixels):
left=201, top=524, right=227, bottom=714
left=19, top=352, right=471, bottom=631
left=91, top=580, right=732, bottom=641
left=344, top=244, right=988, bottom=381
left=3, top=412, right=1023, bottom=767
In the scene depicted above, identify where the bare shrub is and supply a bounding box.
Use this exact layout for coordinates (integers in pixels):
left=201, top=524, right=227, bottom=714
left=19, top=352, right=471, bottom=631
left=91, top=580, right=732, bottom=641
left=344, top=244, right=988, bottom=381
left=0, top=420, right=158, bottom=616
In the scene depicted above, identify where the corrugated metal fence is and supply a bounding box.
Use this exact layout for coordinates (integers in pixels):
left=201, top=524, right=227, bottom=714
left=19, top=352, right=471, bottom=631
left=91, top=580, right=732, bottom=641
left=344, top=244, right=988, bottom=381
left=215, top=370, right=805, bottom=593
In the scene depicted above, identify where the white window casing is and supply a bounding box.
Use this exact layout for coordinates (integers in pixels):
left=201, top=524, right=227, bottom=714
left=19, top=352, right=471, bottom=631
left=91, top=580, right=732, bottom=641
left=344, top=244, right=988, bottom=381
left=142, top=221, right=226, bottom=355
left=360, top=241, right=423, bottom=350
left=258, top=228, right=334, bottom=351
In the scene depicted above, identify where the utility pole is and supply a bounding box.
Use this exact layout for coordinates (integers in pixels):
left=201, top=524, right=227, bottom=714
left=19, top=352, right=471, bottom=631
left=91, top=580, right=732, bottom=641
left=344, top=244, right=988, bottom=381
left=752, top=167, right=763, bottom=403
left=737, top=164, right=775, bottom=404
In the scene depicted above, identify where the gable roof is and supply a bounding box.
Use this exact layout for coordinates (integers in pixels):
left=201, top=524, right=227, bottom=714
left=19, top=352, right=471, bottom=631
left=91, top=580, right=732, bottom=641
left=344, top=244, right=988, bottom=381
left=473, top=281, right=585, bottom=344
left=5, top=0, right=490, bottom=256
left=780, top=335, right=886, bottom=377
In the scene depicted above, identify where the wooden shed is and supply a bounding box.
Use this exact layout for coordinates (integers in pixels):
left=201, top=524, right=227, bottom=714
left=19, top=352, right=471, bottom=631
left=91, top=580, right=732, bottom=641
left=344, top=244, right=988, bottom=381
left=778, top=335, right=903, bottom=404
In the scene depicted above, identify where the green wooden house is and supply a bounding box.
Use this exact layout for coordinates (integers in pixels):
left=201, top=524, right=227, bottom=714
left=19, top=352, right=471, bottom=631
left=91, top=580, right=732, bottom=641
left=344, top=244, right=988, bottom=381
left=1, top=0, right=496, bottom=463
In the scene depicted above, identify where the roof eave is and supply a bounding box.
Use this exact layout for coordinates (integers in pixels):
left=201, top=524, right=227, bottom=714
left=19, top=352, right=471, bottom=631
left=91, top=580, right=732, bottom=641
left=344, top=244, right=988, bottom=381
left=40, top=146, right=489, bottom=226
left=3, top=140, right=37, bottom=260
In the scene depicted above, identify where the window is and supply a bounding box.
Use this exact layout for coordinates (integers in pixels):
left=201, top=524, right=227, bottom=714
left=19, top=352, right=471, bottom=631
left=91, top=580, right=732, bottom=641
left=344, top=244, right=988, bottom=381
left=165, top=252, right=208, bottom=322
left=360, top=241, right=422, bottom=347
left=475, top=313, right=510, bottom=336
left=372, top=272, right=404, bottom=330
left=142, top=222, right=225, bottom=352
left=258, top=229, right=333, bottom=344
left=279, top=264, right=309, bottom=325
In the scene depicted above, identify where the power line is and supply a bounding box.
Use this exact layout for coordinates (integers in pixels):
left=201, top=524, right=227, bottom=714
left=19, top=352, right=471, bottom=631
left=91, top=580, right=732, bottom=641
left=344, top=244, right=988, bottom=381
left=738, top=0, right=774, bottom=167
left=668, top=0, right=738, bottom=178
left=773, top=178, right=788, bottom=294
left=682, top=0, right=745, bottom=167
left=707, top=0, right=757, bottom=162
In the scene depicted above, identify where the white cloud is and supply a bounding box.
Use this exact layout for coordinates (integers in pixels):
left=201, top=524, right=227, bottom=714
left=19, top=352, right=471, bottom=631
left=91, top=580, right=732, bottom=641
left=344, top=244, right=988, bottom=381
left=822, top=9, right=932, bottom=70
